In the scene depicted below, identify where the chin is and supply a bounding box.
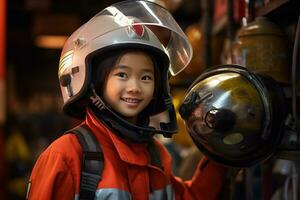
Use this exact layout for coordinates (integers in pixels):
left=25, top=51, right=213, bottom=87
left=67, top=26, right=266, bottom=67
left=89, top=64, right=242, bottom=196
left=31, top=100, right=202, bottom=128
left=116, top=111, right=139, bottom=123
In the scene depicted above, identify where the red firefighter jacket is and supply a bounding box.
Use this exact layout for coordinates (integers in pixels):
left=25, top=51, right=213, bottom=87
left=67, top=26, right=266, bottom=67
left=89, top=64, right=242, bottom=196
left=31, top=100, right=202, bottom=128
left=27, top=109, right=228, bottom=200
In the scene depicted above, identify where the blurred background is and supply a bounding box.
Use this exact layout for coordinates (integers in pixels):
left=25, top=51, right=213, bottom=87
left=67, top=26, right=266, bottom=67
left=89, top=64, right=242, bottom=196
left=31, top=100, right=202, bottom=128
left=1, top=0, right=300, bottom=199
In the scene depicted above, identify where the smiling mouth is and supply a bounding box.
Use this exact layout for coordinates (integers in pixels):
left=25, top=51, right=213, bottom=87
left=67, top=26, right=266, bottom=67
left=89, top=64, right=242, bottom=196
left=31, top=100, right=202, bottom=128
left=121, top=98, right=142, bottom=105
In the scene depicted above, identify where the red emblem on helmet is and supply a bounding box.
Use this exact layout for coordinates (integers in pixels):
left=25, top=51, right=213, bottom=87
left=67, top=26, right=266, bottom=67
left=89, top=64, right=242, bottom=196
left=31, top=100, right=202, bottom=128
left=131, top=24, right=145, bottom=38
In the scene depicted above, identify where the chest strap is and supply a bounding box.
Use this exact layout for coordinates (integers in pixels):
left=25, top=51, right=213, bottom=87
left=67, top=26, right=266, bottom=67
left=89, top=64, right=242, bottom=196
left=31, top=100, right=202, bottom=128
left=69, top=124, right=104, bottom=200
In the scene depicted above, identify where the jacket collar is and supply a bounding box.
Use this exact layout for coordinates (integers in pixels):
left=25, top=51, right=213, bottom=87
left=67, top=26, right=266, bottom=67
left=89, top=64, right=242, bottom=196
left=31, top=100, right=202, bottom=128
left=85, top=109, right=151, bottom=166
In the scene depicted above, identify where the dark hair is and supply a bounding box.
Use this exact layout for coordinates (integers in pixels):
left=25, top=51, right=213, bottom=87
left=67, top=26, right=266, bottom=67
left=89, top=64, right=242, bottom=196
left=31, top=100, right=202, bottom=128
left=90, top=48, right=162, bottom=124
left=92, top=51, right=120, bottom=95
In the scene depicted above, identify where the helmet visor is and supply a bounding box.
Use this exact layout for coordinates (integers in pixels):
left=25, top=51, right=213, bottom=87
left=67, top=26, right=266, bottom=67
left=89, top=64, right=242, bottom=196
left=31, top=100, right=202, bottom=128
left=84, top=0, right=192, bottom=76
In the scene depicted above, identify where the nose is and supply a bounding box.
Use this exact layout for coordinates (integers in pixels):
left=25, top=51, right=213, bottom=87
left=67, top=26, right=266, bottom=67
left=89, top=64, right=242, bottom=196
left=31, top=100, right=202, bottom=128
left=126, top=78, right=142, bottom=93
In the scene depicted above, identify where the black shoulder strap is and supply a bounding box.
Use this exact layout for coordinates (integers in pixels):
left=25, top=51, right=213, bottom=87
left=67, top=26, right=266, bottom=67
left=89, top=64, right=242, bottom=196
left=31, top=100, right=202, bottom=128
left=68, top=124, right=104, bottom=200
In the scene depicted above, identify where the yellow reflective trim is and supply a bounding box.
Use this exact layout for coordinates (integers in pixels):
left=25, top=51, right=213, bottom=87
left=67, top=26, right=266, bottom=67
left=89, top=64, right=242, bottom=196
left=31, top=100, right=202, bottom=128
left=58, top=50, right=74, bottom=76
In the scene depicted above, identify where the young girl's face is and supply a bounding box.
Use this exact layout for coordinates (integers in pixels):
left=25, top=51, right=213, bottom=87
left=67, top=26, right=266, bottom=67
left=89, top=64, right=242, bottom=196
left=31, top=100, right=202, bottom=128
left=103, top=51, right=155, bottom=124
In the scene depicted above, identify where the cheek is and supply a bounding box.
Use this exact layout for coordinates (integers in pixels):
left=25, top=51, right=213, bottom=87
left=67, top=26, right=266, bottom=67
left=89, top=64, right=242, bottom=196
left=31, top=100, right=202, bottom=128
left=144, top=83, right=155, bottom=100
left=102, top=88, right=109, bottom=104
left=103, top=78, right=117, bottom=102
left=103, top=89, right=112, bottom=102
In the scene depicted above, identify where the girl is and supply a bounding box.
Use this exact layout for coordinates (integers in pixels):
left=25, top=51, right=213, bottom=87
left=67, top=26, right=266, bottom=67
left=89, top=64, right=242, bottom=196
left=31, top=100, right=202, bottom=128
left=27, top=1, right=228, bottom=199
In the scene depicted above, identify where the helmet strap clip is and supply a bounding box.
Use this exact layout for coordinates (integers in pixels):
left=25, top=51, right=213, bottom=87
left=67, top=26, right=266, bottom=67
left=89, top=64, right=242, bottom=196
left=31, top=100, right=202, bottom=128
left=89, top=85, right=105, bottom=110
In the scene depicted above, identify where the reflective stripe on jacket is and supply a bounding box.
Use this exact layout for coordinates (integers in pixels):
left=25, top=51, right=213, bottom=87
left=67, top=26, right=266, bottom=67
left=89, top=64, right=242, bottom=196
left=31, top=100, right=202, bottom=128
left=28, top=109, right=228, bottom=200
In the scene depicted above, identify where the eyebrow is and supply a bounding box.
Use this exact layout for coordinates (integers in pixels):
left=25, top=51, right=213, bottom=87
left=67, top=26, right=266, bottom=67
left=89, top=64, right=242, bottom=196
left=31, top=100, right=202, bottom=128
left=113, top=65, right=154, bottom=73
left=113, top=65, right=130, bottom=69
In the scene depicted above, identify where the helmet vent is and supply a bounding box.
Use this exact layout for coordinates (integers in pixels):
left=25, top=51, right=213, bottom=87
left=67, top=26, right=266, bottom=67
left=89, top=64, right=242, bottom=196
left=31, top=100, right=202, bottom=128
left=72, top=66, right=80, bottom=74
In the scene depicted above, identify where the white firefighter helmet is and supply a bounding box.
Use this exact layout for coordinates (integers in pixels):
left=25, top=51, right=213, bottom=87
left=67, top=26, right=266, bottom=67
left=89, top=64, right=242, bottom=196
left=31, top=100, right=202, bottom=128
left=58, top=0, right=193, bottom=142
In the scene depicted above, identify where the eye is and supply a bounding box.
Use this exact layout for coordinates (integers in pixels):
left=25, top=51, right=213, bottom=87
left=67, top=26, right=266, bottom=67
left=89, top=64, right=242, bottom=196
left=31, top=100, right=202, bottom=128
left=115, top=72, right=128, bottom=78
left=141, top=74, right=153, bottom=81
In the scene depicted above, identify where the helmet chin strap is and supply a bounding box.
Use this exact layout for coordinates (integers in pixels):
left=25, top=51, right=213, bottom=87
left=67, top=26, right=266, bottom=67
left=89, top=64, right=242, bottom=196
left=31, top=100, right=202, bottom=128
left=89, top=86, right=176, bottom=143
